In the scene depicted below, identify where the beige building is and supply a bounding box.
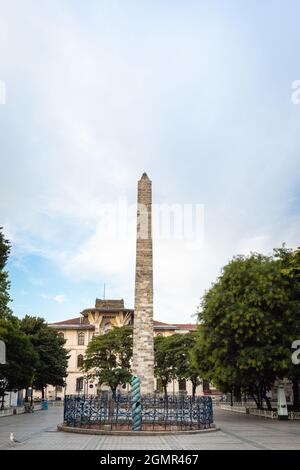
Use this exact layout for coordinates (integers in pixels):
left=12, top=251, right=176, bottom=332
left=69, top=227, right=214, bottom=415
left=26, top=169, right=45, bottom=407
left=49, top=298, right=212, bottom=398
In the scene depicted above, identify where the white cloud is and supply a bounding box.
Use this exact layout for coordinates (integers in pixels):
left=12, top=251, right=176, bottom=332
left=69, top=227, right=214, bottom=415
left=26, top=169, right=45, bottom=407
left=41, top=294, right=66, bottom=303
left=54, top=295, right=66, bottom=303
left=1, top=1, right=300, bottom=322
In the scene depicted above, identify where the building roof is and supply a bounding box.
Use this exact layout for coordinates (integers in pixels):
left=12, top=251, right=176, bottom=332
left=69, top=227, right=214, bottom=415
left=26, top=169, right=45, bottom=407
left=51, top=317, right=82, bottom=325
left=95, top=299, right=124, bottom=309
left=153, top=321, right=197, bottom=331
left=49, top=317, right=197, bottom=331
left=173, top=323, right=197, bottom=331
left=81, top=298, right=134, bottom=316
left=50, top=317, right=94, bottom=330
left=81, top=308, right=134, bottom=316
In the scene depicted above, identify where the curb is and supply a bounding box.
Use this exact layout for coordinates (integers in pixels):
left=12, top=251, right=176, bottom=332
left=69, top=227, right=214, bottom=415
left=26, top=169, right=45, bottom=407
left=57, top=423, right=219, bottom=436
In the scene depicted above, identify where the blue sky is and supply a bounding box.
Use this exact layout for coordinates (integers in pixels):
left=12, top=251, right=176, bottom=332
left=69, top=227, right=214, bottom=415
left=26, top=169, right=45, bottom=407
left=0, top=0, right=300, bottom=323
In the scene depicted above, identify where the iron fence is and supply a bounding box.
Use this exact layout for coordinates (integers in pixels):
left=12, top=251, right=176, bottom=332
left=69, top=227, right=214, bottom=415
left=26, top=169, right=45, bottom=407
left=63, top=394, right=213, bottom=431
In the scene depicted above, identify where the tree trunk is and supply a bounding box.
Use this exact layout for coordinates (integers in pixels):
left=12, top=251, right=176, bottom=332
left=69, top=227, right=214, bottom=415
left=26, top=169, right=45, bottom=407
left=251, top=394, right=259, bottom=409
left=252, top=385, right=263, bottom=409
left=234, top=386, right=241, bottom=402
left=41, top=387, right=45, bottom=400
left=109, top=389, right=116, bottom=423
left=264, top=394, right=272, bottom=411
left=25, top=387, right=29, bottom=403
left=292, top=379, right=300, bottom=410
left=258, top=392, right=264, bottom=410
left=163, top=383, right=168, bottom=397
left=1, top=394, right=4, bottom=410
left=192, top=382, right=197, bottom=398
left=257, top=393, right=262, bottom=409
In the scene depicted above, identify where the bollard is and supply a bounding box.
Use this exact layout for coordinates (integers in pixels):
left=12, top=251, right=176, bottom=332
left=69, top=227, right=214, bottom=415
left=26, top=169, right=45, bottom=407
left=277, top=385, right=288, bottom=420
left=42, top=399, right=48, bottom=411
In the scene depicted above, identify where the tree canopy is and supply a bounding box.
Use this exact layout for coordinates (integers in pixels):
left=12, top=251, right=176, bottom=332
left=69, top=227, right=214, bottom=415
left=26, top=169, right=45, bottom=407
left=154, top=332, right=201, bottom=396
left=193, top=250, right=300, bottom=409
left=0, top=228, right=12, bottom=321
left=0, top=319, right=37, bottom=408
left=83, top=326, right=133, bottom=396
left=0, top=229, right=69, bottom=402
left=20, top=315, right=69, bottom=398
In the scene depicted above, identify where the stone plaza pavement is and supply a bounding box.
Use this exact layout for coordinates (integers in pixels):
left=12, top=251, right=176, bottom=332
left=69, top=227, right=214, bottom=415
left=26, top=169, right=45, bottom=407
left=0, top=406, right=300, bottom=450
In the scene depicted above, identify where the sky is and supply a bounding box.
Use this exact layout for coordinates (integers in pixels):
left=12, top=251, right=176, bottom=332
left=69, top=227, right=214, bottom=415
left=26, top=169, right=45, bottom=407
left=0, top=0, right=300, bottom=324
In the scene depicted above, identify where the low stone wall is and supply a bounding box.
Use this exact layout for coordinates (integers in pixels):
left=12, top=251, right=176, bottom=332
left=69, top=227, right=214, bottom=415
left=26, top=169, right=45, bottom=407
left=58, top=423, right=219, bottom=436
left=248, top=408, right=277, bottom=419
left=33, top=401, right=63, bottom=408
left=219, top=404, right=249, bottom=414
left=220, top=405, right=300, bottom=420
left=288, top=411, right=300, bottom=420
left=0, top=408, right=14, bottom=417
left=0, top=401, right=62, bottom=418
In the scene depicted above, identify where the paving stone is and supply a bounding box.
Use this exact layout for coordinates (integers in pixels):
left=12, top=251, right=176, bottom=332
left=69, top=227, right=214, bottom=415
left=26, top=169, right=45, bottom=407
left=1, top=406, right=300, bottom=450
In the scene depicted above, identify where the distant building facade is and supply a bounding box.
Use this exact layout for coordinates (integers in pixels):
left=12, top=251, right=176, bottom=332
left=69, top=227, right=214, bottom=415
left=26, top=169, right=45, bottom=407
left=49, top=298, right=214, bottom=398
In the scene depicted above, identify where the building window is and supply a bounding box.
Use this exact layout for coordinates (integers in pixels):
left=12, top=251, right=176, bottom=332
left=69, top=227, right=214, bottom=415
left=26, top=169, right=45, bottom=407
left=179, top=379, right=187, bottom=392
left=76, top=377, right=84, bottom=392
left=58, top=332, right=64, bottom=340
left=78, top=332, right=85, bottom=345
left=77, top=354, right=84, bottom=368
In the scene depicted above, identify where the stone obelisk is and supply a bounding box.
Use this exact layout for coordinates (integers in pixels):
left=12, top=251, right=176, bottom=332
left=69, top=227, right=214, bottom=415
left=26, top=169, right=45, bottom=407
left=132, top=173, right=154, bottom=395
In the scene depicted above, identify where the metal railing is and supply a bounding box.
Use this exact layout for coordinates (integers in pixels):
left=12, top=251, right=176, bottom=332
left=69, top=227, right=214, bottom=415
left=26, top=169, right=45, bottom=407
left=63, top=394, right=213, bottom=431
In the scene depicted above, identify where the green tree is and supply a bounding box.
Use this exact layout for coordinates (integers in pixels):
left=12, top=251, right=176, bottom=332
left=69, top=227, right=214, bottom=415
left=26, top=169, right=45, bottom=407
left=192, top=326, right=239, bottom=404
left=171, top=332, right=201, bottom=397
left=0, top=231, right=38, bottom=408
left=274, top=246, right=300, bottom=409
left=0, top=319, right=37, bottom=409
left=193, top=252, right=300, bottom=409
left=154, top=333, right=201, bottom=396
left=0, top=228, right=13, bottom=320
left=20, top=316, right=69, bottom=399
left=154, top=335, right=176, bottom=395
left=83, top=326, right=133, bottom=397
